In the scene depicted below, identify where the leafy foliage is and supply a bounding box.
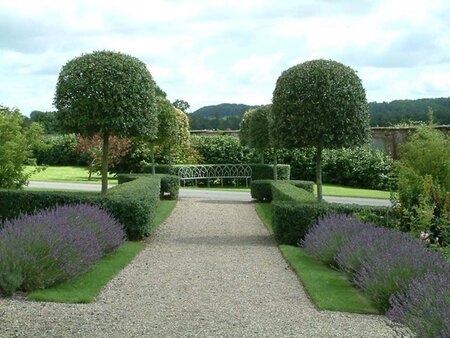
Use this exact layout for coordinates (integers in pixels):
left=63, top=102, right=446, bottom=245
left=0, top=106, right=45, bottom=189
left=394, top=125, right=450, bottom=245
left=74, top=134, right=131, bottom=179
left=172, top=99, right=190, bottom=113
left=54, top=50, right=158, bottom=193
left=34, top=134, right=85, bottom=166
left=189, top=103, right=258, bottom=130
left=29, top=111, right=60, bottom=134
left=191, top=135, right=255, bottom=164
left=272, top=59, right=370, bottom=201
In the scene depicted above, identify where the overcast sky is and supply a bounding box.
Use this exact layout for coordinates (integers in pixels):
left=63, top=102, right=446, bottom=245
left=1, top=0, right=450, bottom=115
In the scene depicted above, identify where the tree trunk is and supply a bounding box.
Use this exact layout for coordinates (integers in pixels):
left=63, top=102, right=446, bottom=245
left=315, top=146, right=323, bottom=202
left=273, top=149, right=278, bottom=181
left=88, top=160, right=95, bottom=181
left=101, top=132, right=109, bottom=195
left=151, top=146, right=156, bottom=176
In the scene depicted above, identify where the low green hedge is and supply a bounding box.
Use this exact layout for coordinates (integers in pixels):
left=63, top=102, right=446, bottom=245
left=272, top=202, right=393, bottom=245
left=251, top=179, right=315, bottom=202
left=250, top=180, right=273, bottom=202
left=271, top=181, right=317, bottom=203
left=249, top=164, right=290, bottom=180
left=0, top=176, right=172, bottom=240
left=288, top=180, right=314, bottom=193
left=117, top=174, right=179, bottom=200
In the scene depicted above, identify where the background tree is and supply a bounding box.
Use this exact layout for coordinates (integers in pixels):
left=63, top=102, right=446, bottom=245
left=272, top=59, right=370, bottom=201
left=240, top=105, right=272, bottom=163
left=172, top=99, right=190, bottom=114
left=54, top=50, right=158, bottom=194
left=29, top=111, right=59, bottom=134
left=0, top=106, right=44, bottom=189
left=74, top=134, right=131, bottom=180
left=146, top=97, right=178, bottom=174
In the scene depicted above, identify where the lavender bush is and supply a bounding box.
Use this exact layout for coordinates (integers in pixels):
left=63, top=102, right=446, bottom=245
left=300, top=214, right=372, bottom=265
left=387, top=273, right=450, bottom=338
left=0, top=204, right=125, bottom=296
left=352, top=229, right=449, bottom=311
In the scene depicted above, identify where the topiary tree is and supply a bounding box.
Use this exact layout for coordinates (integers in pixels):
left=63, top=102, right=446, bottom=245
left=272, top=59, right=370, bottom=201
left=54, top=51, right=158, bottom=194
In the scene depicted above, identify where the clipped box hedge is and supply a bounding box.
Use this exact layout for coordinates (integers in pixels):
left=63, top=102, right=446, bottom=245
left=0, top=175, right=173, bottom=240
left=272, top=201, right=395, bottom=245
left=251, top=179, right=315, bottom=202
left=251, top=179, right=393, bottom=245
left=117, top=174, right=180, bottom=199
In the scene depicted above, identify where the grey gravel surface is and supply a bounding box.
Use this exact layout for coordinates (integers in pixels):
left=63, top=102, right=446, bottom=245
left=0, top=199, right=397, bottom=337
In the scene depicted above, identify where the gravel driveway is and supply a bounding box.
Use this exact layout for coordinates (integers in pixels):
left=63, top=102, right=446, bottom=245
left=0, top=199, right=396, bottom=337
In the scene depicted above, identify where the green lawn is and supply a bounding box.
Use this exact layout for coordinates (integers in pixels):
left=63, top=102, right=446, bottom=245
left=280, top=245, right=380, bottom=314
left=28, top=200, right=177, bottom=303
left=255, top=202, right=379, bottom=314
left=319, top=185, right=391, bottom=199
left=27, top=166, right=118, bottom=184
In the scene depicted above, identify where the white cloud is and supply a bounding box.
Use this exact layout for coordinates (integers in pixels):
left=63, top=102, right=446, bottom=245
left=0, top=0, right=449, bottom=115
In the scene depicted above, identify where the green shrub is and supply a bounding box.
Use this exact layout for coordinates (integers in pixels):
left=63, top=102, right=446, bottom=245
left=191, top=135, right=256, bottom=164
left=0, top=176, right=163, bottom=240
left=34, top=134, right=86, bottom=166
left=117, top=174, right=179, bottom=200
left=289, top=180, right=314, bottom=193
left=250, top=180, right=273, bottom=202
left=249, top=164, right=290, bottom=180
left=160, top=175, right=180, bottom=199
left=272, top=201, right=392, bottom=245
left=271, top=182, right=316, bottom=203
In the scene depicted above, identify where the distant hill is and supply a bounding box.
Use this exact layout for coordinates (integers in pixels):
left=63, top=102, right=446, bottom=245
left=188, top=98, right=450, bottom=130
left=369, top=97, right=450, bottom=126
left=189, top=103, right=259, bottom=130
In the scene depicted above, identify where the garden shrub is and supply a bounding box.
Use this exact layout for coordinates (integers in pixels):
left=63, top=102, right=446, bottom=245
left=288, top=180, right=314, bottom=193
left=191, top=135, right=255, bottom=164
left=250, top=180, right=273, bottom=202
left=117, top=174, right=179, bottom=200
left=301, top=214, right=372, bottom=266
left=0, top=176, right=163, bottom=240
left=0, top=204, right=125, bottom=296
left=34, top=134, right=86, bottom=166
left=271, top=181, right=316, bottom=203
left=301, top=214, right=450, bottom=313
left=272, top=201, right=390, bottom=245
left=387, top=272, right=450, bottom=338
left=250, top=164, right=290, bottom=181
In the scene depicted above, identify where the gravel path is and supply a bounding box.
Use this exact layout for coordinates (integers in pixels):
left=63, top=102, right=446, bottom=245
left=0, top=199, right=396, bottom=337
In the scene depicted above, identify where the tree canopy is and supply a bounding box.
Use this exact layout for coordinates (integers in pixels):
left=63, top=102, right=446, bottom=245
left=272, top=59, right=370, bottom=200
left=54, top=50, right=158, bottom=193
left=0, top=106, right=44, bottom=189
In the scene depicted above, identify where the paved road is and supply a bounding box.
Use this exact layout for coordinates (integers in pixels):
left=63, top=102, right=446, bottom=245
left=27, top=181, right=391, bottom=206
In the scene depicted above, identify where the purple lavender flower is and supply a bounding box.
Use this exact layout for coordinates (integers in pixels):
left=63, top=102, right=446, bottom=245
left=387, top=272, right=450, bottom=338
left=0, top=204, right=125, bottom=295
left=300, top=214, right=372, bottom=266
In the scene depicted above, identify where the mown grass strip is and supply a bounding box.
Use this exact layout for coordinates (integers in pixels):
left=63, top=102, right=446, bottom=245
left=279, top=245, right=380, bottom=314
left=28, top=241, right=144, bottom=303
left=255, top=203, right=273, bottom=234
left=28, top=200, right=177, bottom=303
left=254, top=202, right=380, bottom=314
left=320, top=185, right=391, bottom=199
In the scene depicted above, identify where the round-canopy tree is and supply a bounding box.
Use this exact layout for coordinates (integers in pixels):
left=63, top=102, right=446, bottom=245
left=272, top=59, right=370, bottom=201
left=54, top=51, right=158, bottom=194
